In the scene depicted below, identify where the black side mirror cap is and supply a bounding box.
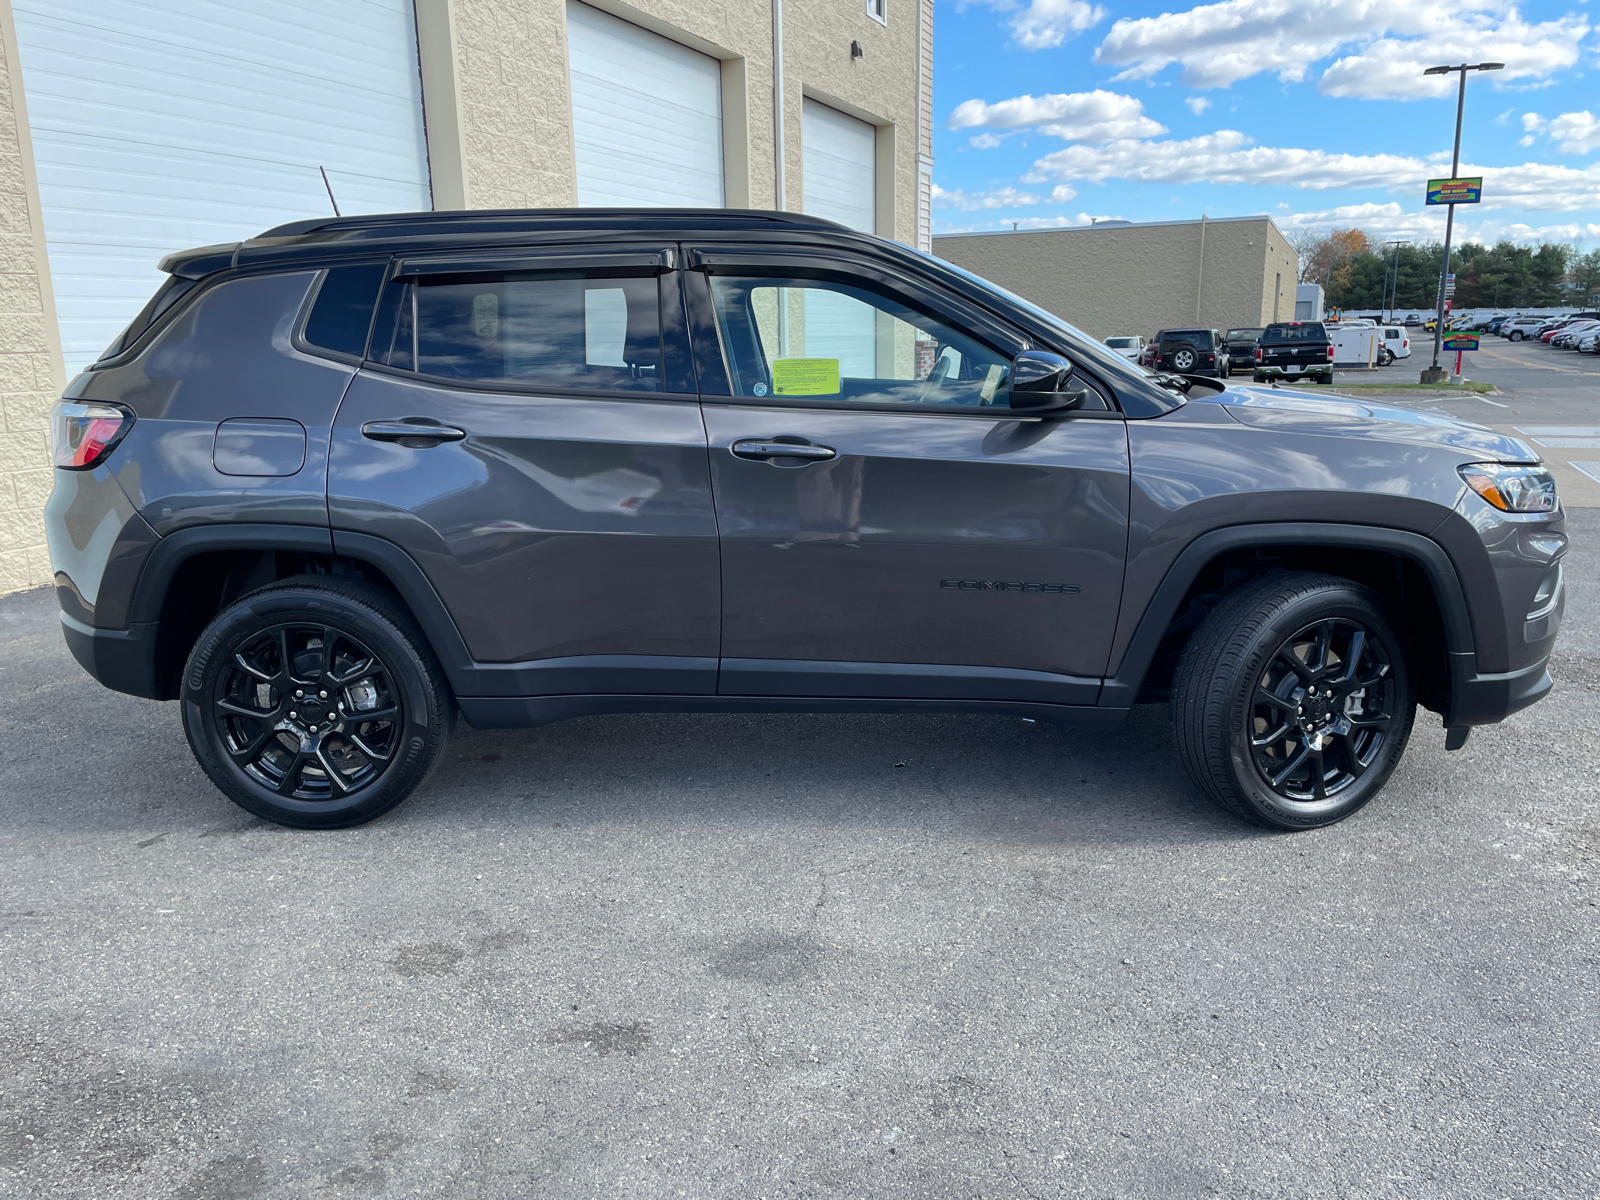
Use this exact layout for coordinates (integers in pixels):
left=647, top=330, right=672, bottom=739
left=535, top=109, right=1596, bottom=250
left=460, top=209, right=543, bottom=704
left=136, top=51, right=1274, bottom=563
left=1009, top=350, right=1084, bottom=412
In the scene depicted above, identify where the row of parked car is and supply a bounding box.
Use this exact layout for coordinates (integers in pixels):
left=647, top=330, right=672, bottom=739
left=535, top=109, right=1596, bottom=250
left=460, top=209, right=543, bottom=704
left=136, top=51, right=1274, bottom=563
left=1104, top=320, right=1410, bottom=381
left=1491, top=312, right=1600, bottom=352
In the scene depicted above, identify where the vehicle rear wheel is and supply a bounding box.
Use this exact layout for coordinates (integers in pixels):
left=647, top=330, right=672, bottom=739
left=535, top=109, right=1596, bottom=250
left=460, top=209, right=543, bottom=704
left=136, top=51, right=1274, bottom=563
left=181, top=579, right=453, bottom=829
left=1170, top=572, right=1416, bottom=830
left=1510, top=331, right=1523, bottom=341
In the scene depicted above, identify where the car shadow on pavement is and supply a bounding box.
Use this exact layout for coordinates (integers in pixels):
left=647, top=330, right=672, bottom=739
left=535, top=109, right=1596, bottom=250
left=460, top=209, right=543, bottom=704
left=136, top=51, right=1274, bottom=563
left=0, top=581, right=1260, bottom=847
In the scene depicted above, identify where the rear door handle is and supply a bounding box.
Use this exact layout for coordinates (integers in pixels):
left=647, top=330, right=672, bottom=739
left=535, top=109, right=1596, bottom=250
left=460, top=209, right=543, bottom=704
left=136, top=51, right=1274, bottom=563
left=361, top=420, right=467, bottom=445
left=731, top=439, right=837, bottom=462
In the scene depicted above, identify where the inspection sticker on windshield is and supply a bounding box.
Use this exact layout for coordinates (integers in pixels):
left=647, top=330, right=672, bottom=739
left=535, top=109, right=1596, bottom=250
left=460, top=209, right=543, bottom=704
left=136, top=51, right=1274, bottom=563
left=771, top=358, right=840, bottom=395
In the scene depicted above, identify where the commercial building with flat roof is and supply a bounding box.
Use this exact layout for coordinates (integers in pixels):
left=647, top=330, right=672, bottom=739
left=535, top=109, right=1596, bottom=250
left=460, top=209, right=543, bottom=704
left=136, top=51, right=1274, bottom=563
left=933, top=216, right=1300, bottom=345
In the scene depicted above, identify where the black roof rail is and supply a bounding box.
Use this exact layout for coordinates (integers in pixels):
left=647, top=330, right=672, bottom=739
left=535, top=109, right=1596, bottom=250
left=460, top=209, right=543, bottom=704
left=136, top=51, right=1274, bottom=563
left=251, top=207, right=847, bottom=243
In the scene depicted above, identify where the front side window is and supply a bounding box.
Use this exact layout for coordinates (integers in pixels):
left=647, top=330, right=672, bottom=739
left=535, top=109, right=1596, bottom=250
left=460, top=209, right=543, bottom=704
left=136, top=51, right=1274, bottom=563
left=707, top=274, right=1013, bottom=408
left=375, top=271, right=661, bottom=392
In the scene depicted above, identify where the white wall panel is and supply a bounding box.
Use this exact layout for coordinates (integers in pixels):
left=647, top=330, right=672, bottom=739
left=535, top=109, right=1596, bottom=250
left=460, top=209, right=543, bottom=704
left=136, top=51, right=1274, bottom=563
left=13, top=0, right=431, bottom=374
left=567, top=3, right=723, bottom=209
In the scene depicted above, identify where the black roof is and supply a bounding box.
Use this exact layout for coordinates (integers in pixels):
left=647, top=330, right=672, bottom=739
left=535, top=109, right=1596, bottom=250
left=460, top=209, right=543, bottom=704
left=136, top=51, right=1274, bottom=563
left=159, top=208, right=856, bottom=279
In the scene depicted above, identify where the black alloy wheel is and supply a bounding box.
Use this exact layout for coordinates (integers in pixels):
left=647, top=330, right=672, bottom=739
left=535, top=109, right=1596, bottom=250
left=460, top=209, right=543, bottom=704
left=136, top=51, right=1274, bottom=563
left=1171, top=572, right=1416, bottom=830
left=182, top=579, right=453, bottom=828
left=213, top=622, right=401, bottom=801
left=1246, top=617, right=1397, bottom=804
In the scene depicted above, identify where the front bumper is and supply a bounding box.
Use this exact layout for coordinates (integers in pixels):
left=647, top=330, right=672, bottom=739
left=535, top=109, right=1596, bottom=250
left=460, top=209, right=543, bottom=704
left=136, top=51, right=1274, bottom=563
left=1446, top=655, right=1552, bottom=726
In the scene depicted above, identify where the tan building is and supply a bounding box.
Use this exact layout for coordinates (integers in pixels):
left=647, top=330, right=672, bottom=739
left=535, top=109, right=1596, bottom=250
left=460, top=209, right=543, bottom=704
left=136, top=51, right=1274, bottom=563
left=934, top=216, right=1300, bottom=345
left=0, top=0, right=934, bottom=594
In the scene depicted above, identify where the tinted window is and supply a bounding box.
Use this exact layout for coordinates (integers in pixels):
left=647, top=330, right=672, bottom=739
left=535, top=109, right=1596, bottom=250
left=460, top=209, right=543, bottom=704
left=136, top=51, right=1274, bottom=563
left=1161, top=329, right=1212, bottom=346
left=708, top=274, right=1019, bottom=408
left=1227, top=328, right=1263, bottom=340
left=303, top=264, right=386, bottom=358
left=377, top=272, right=661, bottom=391
left=1262, top=323, right=1328, bottom=342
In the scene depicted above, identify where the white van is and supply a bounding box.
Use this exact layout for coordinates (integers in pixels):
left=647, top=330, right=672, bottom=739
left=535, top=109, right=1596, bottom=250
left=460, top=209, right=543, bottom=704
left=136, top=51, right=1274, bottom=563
left=1380, top=326, right=1411, bottom=362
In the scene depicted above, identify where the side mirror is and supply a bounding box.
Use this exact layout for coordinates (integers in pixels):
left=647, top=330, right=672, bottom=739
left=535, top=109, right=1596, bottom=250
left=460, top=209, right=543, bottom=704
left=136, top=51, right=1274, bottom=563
left=1009, top=350, right=1085, bottom=412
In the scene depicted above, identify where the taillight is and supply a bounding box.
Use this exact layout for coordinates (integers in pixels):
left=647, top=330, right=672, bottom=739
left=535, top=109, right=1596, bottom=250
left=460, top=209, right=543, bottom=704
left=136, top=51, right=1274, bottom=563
left=1255, top=347, right=1262, bottom=361
left=1327, top=345, right=1335, bottom=360
left=51, top=401, right=132, bottom=470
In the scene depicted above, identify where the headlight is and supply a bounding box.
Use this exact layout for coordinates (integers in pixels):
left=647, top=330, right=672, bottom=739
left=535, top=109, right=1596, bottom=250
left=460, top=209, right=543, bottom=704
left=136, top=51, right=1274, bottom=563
left=1459, top=462, right=1557, bottom=513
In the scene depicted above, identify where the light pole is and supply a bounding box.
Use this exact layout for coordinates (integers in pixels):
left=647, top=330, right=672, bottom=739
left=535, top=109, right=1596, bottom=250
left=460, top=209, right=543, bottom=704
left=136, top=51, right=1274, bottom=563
left=1422, top=61, right=1502, bottom=383
left=1383, top=239, right=1409, bottom=322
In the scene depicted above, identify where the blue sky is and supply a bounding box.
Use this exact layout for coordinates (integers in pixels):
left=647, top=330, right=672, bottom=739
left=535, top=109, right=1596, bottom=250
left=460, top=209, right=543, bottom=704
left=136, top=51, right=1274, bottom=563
left=932, top=0, right=1600, bottom=245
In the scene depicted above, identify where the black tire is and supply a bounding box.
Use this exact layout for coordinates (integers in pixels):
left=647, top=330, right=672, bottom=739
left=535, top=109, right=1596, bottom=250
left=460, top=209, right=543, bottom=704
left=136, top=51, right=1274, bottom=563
left=1170, top=573, right=1416, bottom=830
left=1169, top=345, right=1198, bottom=372
left=181, top=579, right=453, bottom=829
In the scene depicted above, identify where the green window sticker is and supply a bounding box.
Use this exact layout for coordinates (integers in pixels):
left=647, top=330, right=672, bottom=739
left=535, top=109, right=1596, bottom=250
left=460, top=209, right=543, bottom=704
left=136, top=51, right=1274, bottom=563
left=770, top=358, right=840, bottom=395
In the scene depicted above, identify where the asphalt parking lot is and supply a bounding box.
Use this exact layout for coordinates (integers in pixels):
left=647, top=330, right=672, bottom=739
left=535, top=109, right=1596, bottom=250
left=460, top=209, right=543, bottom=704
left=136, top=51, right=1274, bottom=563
left=4, top=354, right=1600, bottom=1199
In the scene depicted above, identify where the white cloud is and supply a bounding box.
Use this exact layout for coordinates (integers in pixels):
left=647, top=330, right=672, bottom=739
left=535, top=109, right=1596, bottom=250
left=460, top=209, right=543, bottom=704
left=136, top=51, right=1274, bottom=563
left=1318, top=11, right=1589, bottom=100
left=1091, top=0, right=1587, bottom=100
left=932, top=184, right=1044, bottom=210
left=949, top=90, right=1167, bottom=143
left=968, top=132, right=1006, bottom=149
left=1278, top=204, right=1600, bottom=245
left=1548, top=111, right=1600, bottom=154
left=1185, top=96, right=1213, bottom=114
left=1517, top=110, right=1600, bottom=154
left=934, top=212, right=1126, bottom=235
left=1495, top=107, right=1516, bottom=126
left=966, top=0, right=1107, bottom=50
left=1024, top=130, right=1425, bottom=191
left=1023, top=130, right=1600, bottom=210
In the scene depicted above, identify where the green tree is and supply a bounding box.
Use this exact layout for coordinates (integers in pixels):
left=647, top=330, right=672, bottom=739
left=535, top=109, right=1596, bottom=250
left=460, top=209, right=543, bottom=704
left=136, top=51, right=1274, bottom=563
left=1571, top=249, right=1600, bottom=307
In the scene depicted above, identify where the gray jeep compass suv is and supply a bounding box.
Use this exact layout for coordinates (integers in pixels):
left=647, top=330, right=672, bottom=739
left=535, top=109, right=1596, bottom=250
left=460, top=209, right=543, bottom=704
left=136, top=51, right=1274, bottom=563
left=46, top=209, right=1564, bottom=831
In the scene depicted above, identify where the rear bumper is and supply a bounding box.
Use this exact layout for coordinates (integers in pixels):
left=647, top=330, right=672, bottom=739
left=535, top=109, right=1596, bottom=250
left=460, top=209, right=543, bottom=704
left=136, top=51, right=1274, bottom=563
left=60, top=612, right=166, bottom=700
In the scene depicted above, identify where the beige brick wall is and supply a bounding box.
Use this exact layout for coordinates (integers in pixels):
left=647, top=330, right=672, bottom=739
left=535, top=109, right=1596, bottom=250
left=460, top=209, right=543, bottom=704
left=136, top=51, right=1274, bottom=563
left=933, top=217, right=1291, bottom=343
left=0, top=0, right=64, bottom=597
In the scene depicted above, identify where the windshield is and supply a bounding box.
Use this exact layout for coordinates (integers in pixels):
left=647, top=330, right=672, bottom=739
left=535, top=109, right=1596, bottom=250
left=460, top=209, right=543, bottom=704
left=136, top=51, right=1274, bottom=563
left=929, top=254, right=1180, bottom=400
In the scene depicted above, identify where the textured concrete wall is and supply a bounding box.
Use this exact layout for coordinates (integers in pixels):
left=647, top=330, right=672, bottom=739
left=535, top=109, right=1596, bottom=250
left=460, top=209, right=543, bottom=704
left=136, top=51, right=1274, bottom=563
left=934, top=218, right=1290, bottom=342
left=0, top=1, right=63, bottom=596
left=436, top=0, right=923, bottom=243
left=783, top=0, right=921, bottom=242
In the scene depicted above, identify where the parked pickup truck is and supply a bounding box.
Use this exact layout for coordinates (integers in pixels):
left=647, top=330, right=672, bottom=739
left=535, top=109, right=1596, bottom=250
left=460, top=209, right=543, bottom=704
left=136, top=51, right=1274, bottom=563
left=1253, top=321, right=1335, bottom=385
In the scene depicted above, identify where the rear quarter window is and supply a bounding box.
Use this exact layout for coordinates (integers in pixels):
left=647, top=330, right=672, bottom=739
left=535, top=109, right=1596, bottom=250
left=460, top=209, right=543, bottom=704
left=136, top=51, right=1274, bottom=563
left=302, top=264, right=387, bottom=358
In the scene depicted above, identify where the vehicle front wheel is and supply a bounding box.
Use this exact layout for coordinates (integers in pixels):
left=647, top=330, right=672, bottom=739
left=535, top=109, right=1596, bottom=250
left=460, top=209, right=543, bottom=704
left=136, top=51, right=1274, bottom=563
left=1170, top=572, right=1416, bottom=830
left=1510, top=331, right=1523, bottom=341
left=181, top=579, right=453, bottom=829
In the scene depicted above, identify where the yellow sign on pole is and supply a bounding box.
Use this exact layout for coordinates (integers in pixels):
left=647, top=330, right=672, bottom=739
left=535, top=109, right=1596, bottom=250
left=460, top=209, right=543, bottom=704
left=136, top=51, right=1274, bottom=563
left=771, top=358, right=841, bottom=395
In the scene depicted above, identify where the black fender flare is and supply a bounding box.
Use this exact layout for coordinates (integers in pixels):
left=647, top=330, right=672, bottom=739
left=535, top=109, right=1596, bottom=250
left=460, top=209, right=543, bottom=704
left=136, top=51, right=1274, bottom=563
left=1099, top=522, right=1476, bottom=709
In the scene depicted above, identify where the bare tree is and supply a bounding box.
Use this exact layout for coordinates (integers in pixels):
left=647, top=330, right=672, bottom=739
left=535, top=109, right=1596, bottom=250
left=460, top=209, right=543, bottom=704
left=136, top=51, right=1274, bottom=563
left=1283, top=227, right=1325, bottom=282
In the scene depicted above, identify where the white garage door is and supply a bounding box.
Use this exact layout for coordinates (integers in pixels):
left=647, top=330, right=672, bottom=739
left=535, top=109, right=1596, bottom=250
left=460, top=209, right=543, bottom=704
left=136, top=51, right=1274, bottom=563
left=802, top=99, right=875, bottom=234
left=567, top=3, right=723, bottom=209
left=13, top=0, right=432, bottom=375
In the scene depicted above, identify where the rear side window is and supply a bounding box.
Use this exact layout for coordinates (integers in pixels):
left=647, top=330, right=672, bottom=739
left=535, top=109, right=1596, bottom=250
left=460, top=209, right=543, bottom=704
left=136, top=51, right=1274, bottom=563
left=303, top=264, right=386, bottom=358
left=374, top=271, right=662, bottom=392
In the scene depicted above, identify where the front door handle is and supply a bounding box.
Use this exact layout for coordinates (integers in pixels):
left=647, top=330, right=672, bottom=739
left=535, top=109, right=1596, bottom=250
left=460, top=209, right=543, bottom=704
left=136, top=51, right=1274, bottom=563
left=731, top=439, right=837, bottom=462
left=362, top=420, right=467, bottom=445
